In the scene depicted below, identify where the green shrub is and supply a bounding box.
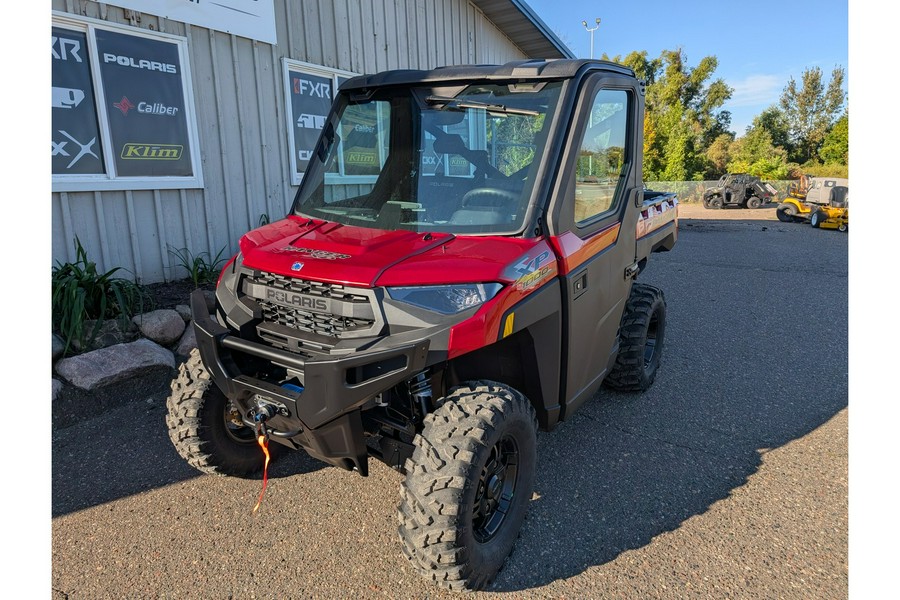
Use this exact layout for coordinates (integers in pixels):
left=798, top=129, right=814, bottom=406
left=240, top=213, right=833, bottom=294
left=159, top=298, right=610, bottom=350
left=168, top=245, right=229, bottom=287
left=52, top=238, right=150, bottom=354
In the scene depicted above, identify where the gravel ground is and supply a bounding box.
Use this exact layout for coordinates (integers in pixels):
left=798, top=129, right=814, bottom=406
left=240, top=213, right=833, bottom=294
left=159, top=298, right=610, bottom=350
left=50, top=206, right=848, bottom=599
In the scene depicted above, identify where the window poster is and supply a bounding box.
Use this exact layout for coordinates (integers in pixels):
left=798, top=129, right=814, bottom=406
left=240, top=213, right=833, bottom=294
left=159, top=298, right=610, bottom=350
left=52, top=27, right=105, bottom=175
left=288, top=70, right=333, bottom=177
left=96, top=29, right=193, bottom=177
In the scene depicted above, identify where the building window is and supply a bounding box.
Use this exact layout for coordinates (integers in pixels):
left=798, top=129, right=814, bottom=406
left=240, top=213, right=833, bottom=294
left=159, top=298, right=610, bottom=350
left=282, top=59, right=360, bottom=185
left=52, top=13, right=203, bottom=192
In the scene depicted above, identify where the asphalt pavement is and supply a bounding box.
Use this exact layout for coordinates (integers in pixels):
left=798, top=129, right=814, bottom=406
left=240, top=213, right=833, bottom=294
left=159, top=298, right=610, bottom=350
left=50, top=205, right=848, bottom=599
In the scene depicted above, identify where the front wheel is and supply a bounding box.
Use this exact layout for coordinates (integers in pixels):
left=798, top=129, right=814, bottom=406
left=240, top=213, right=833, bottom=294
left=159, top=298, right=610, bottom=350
left=810, top=209, right=826, bottom=228
left=604, top=283, right=667, bottom=391
left=398, top=381, right=537, bottom=591
left=166, top=348, right=282, bottom=476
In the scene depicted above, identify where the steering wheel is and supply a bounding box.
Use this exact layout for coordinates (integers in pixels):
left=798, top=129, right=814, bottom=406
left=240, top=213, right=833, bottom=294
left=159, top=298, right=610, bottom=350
left=461, top=187, right=519, bottom=208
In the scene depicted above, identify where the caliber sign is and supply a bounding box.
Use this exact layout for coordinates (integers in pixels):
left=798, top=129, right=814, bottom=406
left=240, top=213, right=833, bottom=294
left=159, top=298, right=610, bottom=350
left=96, top=29, right=192, bottom=177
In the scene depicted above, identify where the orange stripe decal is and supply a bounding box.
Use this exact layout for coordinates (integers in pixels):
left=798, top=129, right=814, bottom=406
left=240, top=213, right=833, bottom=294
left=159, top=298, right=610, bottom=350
left=550, top=223, right=621, bottom=275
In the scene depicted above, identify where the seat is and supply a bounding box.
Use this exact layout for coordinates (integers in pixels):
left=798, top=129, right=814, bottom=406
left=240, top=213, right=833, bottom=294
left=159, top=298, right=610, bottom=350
left=448, top=207, right=505, bottom=225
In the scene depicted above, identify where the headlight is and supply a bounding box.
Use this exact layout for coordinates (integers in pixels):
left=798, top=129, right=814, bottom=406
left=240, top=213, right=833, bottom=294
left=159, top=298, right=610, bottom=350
left=386, top=283, right=503, bottom=315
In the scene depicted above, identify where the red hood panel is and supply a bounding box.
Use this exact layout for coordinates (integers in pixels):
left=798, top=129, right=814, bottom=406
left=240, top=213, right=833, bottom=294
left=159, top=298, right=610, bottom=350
left=375, top=236, right=544, bottom=286
left=239, top=216, right=546, bottom=287
left=240, top=217, right=454, bottom=286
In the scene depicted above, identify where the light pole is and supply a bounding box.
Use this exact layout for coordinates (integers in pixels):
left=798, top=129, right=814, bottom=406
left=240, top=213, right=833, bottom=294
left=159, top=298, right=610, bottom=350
left=582, top=18, right=601, bottom=59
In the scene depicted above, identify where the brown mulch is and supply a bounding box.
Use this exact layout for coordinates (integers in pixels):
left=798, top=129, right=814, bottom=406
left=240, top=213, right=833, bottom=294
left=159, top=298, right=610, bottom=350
left=144, top=279, right=214, bottom=311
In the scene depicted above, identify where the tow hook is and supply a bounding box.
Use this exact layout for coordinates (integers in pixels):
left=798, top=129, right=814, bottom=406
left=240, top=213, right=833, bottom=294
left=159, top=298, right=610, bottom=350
left=251, top=402, right=278, bottom=425
left=249, top=399, right=304, bottom=439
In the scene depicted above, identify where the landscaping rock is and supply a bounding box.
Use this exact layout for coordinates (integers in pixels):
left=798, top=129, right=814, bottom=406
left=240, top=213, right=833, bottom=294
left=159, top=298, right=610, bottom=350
left=132, top=309, right=186, bottom=346
left=52, top=378, right=63, bottom=402
left=74, top=318, right=139, bottom=351
left=175, top=304, right=192, bottom=322
left=52, top=335, right=66, bottom=362
left=175, top=325, right=197, bottom=358
left=54, top=338, right=176, bottom=391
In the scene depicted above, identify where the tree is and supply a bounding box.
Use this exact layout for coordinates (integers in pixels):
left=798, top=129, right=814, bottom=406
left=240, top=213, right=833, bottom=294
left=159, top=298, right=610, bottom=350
left=605, top=48, right=732, bottom=180
left=705, top=133, right=734, bottom=176
left=779, top=66, right=846, bottom=163
left=726, top=115, right=790, bottom=180
left=751, top=106, right=791, bottom=153
left=819, top=111, right=849, bottom=165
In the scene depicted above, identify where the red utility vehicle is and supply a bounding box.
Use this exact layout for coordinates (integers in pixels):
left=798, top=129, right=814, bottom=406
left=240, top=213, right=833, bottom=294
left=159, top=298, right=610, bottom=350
left=167, top=59, right=678, bottom=591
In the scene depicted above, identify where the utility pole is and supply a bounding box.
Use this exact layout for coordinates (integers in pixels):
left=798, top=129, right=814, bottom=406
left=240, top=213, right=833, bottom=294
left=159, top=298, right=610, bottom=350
left=582, top=18, right=601, bottom=59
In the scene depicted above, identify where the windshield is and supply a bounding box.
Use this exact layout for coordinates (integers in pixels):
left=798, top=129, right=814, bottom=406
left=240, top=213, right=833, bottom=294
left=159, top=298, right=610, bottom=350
left=292, top=82, right=564, bottom=235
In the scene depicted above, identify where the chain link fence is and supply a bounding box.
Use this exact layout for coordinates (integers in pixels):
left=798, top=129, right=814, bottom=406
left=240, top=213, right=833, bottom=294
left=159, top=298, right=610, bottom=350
left=646, top=181, right=794, bottom=203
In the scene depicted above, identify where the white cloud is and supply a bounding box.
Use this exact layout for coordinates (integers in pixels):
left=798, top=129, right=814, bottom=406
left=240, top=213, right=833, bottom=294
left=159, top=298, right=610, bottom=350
left=727, top=74, right=782, bottom=108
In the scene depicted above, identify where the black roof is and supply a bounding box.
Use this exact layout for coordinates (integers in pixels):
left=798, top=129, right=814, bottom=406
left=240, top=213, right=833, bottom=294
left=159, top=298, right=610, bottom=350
left=340, top=59, right=635, bottom=91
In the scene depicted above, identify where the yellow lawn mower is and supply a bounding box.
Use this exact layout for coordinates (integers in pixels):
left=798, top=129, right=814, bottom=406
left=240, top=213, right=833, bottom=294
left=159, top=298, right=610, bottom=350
left=776, top=177, right=848, bottom=226
left=810, top=205, right=848, bottom=232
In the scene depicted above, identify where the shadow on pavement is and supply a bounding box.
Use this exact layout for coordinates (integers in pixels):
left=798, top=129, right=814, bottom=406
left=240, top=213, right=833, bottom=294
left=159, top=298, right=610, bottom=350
left=489, top=220, right=848, bottom=591
left=51, top=396, right=325, bottom=517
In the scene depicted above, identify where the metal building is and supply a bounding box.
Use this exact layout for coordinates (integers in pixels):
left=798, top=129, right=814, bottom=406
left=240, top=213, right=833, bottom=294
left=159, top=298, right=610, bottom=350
left=51, top=0, right=572, bottom=284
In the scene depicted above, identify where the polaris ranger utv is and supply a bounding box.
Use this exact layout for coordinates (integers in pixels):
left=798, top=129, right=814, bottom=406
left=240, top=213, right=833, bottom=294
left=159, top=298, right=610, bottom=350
left=702, top=173, right=777, bottom=209
left=166, top=59, right=678, bottom=591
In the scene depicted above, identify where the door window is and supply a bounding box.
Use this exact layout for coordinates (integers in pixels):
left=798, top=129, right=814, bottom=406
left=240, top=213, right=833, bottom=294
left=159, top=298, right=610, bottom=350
left=573, top=89, right=630, bottom=224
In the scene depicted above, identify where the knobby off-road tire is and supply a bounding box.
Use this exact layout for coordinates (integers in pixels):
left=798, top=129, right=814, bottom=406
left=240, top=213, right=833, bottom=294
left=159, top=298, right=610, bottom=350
left=746, top=196, right=762, bottom=209
left=166, top=348, right=281, bottom=476
left=604, top=283, right=667, bottom=392
left=398, top=381, right=538, bottom=591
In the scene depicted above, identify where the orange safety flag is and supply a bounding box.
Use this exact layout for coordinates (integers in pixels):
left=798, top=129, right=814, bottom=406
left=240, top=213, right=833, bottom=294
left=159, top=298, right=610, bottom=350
left=252, top=434, right=271, bottom=513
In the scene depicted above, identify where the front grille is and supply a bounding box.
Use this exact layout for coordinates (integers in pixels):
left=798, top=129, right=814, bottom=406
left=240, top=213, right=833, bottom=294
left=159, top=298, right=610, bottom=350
left=258, top=301, right=374, bottom=337
left=244, top=271, right=376, bottom=339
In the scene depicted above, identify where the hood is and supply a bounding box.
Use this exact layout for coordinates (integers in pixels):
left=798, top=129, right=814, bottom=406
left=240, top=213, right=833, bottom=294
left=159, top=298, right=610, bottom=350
left=239, top=216, right=543, bottom=287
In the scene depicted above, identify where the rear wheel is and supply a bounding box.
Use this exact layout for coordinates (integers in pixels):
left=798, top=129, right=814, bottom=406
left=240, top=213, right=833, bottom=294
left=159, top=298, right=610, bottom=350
left=166, top=349, right=282, bottom=476
left=776, top=203, right=798, bottom=223
left=398, top=381, right=537, bottom=591
left=604, top=283, right=667, bottom=391
left=747, top=196, right=762, bottom=209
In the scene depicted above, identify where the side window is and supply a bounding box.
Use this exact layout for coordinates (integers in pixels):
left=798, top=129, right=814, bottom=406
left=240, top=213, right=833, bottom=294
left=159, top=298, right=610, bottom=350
left=574, top=89, right=630, bottom=224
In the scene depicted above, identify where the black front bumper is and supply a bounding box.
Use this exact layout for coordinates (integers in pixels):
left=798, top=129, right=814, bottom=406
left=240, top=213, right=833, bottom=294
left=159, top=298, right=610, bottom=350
left=190, top=290, right=429, bottom=474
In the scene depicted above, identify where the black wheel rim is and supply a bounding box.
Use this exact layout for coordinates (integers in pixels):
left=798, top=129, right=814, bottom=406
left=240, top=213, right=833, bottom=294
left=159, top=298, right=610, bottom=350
left=224, top=403, right=256, bottom=444
left=473, top=434, right=519, bottom=543
left=643, top=310, right=660, bottom=369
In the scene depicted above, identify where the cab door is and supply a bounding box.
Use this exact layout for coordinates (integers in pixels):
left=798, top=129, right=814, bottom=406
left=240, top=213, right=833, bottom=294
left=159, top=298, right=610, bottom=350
left=546, top=73, right=644, bottom=419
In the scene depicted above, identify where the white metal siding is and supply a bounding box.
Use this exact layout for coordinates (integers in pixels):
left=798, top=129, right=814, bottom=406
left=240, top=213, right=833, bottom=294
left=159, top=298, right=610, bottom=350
left=51, top=0, right=529, bottom=283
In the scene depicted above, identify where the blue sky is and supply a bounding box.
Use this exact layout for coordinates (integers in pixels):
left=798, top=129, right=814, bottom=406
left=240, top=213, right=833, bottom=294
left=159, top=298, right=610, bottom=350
left=525, top=0, right=849, bottom=135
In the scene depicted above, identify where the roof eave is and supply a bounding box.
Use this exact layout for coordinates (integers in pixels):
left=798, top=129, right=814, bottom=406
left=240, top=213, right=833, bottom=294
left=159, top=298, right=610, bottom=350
left=471, top=0, right=575, bottom=60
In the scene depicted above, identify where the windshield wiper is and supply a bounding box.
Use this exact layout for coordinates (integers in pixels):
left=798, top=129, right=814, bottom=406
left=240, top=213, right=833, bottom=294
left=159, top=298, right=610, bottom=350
left=425, top=95, right=539, bottom=117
